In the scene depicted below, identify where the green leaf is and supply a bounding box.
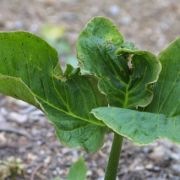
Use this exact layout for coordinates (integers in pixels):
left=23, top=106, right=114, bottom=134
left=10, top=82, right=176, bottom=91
left=146, top=37, right=180, bottom=117
left=68, top=158, right=87, bottom=180
left=0, top=75, right=38, bottom=107
left=0, top=32, right=107, bottom=152
left=77, top=17, right=161, bottom=108
left=92, top=37, right=180, bottom=144
left=92, top=107, right=180, bottom=144
left=92, top=107, right=160, bottom=144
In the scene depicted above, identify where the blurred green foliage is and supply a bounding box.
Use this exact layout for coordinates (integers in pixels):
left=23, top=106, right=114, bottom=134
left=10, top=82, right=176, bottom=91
left=40, top=24, right=78, bottom=69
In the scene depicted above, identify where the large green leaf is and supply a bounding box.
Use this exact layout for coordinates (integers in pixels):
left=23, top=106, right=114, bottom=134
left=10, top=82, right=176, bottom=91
left=92, top=37, right=180, bottom=144
left=0, top=32, right=107, bottom=152
left=146, top=37, right=180, bottom=117
left=77, top=17, right=161, bottom=108
left=92, top=107, right=180, bottom=144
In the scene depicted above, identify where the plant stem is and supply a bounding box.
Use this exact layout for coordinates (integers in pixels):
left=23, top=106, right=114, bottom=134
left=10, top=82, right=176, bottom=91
left=105, top=133, right=123, bottom=180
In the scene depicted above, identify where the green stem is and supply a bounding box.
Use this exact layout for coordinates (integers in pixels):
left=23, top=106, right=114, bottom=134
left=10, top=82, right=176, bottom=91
left=105, top=133, right=123, bottom=180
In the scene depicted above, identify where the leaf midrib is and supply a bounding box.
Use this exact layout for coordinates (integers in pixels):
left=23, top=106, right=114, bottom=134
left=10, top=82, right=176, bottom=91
left=123, top=77, right=132, bottom=108
left=36, top=95, right=104, bottom=127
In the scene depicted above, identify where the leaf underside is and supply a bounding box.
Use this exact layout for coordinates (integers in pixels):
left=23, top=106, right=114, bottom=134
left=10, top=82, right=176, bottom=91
left=92, top=107, right=180, bottom=144
left=0, top=32, right=107, bottom=152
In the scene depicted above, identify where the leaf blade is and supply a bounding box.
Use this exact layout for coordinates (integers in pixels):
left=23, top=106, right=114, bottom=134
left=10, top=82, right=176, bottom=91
left=0, top=32, right=107, bottom=151
left=146, top=37, right=180, bottom=117
left=77, top=17, right=161, bottom=108
left=92, top=38, right=180, bottom=145
left=92, top=107, right=180, bottom=144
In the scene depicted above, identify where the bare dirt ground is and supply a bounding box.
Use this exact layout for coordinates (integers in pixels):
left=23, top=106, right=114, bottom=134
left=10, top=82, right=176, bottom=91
left=0, top=0, right=180, bottom=180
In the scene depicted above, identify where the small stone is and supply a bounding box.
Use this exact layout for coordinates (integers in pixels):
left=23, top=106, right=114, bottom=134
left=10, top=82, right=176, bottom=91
left=0, top=97, right=6, bottom=105
left=44, top=156, right=51, bottom=165
left=0, top=133, right=6, bottom=144
left=109, top=5, right=121, bottom=16
left=97, top=177, right=104, bottom=180
left=0, top=108, right=8, bottom=116
left=40, top=150, right=45, bottom=155
left=27, top=168, right=32, bottom=174
left=149, top=146, right=168, bottom=162
left=0, top=20, right=5, bottom=27
left=129, top=159, right=142, bottom=171
left=97, top=169, right=104, bottom=176
left=55, top=167, right=61, bottom=174
left=172, top=164, right=180, bottom=175
left=87, top=170, right=92, bottom=176
left=19, top=105, right=36, bottom=114
left=9, top=112, right=28, bottom=124
left=52, top=170, right=58, bottom=176
left=0, top=114, right=5, bottom=123
left=120, top=16, right=132, bottom=25
left=170, top=152, right=180, bottom=161
left=143, top=147, right=151, bottom=154
left=71, top=150, right=79, bottom=158
left=15, top=21, right=23, bottom=29
left=30, top=23, right=38, bottom=32
left=12, top=99, right=28, bottom=107
left=153, top=166, right=160, bottom=172
left=145, top=164, right=153, bottom=170
left=27, top=153, right=37, bottom=162
left=134, top=165, right=144, bottom=171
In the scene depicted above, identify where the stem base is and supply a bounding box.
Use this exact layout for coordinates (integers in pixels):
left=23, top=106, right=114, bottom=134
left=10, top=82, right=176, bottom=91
left=105, top=133, right=123, bottom=180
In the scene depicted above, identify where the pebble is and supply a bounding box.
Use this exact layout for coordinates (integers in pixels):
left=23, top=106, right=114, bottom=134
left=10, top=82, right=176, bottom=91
left=109, top=5, right=121, bottom=16
left=15, top=21, right=24, bottom=29
left=0, top=97, right=6, bottom=105
left=134, top=165, right=144, bottom=171
left=128, top=159, right=145, bottom=172
left=145, top=163, right=153, bottom=169
left=19, top=105, right=36, bottom=114
left=71, top=150, right=79, bottom=158
left=153, top=166, right=161, bottom=172
left=0, top=108, right=8, bottom=116
left=120, top=16, right=132, bottom=25
left=97, top=168, right=104, bottom=176
left=44, top=156, right=51, bottom=165
left=52, top=170, right=58, bottom=176
left=97, top=177, right=104, bottom=180
left=30, top=23, right=39, bottom=32
left=0, top=114, right=5, bottom=122
left=170, top=152, right=180, bottom=161
left=8, top=112, right=28, bottom=124
left=27, top=153, right=37, bottom=162
left=0, top=133, right=6, bottom=144
left=87, top=170, right=92, bottom=176
left=27, top=168, right=32, bottom=174
left=172, top=164, right=180, bottom=175
left=149, top=146, right=169, bottom=162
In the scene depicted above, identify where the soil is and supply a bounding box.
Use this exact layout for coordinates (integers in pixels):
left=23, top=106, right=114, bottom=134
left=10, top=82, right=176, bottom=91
left=0, top=0, right=180, bottom=180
